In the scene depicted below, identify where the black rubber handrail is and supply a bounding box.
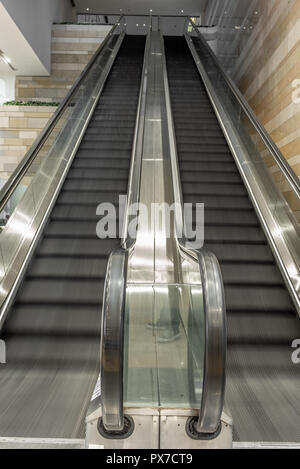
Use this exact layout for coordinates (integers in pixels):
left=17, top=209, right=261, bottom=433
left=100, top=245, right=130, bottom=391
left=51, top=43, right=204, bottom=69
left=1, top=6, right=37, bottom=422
left=100, top=249, right=128, bottom=431
left=0, top=16, right=124, bottom=214
left=196, top=250, right=226, bottom=435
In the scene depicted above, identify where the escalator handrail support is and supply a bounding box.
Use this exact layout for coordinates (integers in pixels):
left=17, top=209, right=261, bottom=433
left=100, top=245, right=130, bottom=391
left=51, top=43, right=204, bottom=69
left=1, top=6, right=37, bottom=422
left=197, top=250, right=226, bottom=434
left=0, top=15, right=124, bottom=214
left=187, top=17, right=300, bottom=201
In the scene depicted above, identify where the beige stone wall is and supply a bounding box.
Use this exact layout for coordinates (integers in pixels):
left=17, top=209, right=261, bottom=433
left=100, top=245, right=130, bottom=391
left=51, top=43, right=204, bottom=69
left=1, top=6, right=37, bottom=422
left=0, top=105, right=57, bottom=180
left=0, top=24, right=111, bottom=182
left=15, top=24, right=112, bottom=103
left=234, top=0, right=300, bottom=220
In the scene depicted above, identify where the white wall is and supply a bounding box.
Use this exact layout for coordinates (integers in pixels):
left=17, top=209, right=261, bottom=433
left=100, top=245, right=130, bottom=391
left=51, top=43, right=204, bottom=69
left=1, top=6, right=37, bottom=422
left=0, top=76, right=15, bottom=104
left=1, top=0, right=73, bottom=73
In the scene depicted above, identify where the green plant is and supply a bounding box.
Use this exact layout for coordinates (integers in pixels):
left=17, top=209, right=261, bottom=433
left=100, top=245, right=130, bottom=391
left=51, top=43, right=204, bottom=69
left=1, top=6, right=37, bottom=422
left=4, top=100, right=59, bottom=107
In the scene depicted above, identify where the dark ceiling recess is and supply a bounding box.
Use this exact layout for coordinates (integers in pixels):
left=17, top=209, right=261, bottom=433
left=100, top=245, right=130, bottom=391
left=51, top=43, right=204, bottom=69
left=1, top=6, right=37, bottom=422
left=70, top=0, right=76, bottom=7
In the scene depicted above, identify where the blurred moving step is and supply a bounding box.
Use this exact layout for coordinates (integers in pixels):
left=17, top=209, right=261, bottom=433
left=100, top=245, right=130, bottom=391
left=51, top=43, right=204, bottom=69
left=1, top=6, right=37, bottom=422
left=164, top=35, right=300, bottom=444
left=0, top=35, right=146, bottom=439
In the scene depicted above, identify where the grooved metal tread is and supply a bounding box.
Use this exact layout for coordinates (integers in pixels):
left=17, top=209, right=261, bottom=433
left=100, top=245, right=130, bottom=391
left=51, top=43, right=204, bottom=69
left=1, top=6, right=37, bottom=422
left=165, top=36, right=300, bottom=443
left=0, top=35, right=145, bottom=438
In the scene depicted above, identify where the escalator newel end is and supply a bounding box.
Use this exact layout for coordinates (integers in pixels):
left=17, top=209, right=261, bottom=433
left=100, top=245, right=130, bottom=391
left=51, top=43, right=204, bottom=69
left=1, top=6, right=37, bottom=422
left=97, top=416, right=135, bottom=440
left=186, top=416, right=222, bottom=441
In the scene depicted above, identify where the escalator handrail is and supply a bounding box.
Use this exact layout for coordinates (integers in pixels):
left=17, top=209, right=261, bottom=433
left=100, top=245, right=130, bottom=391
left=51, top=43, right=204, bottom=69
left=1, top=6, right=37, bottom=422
left=121, top=32, right=150, bottom=249
left=160, top=31, right=227, bottom=435
left=0, top=15, right=124, bottom=214
left=100, top=249, right=128, bottom=432
left=197, top=250, right=226, bottom=435
left=187, top=17, right=300, bottom=201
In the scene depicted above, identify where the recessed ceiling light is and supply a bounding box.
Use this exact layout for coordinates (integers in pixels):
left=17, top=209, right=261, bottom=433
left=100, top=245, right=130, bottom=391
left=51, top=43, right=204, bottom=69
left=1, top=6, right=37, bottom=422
left=181, top=10, right=184, bottom=13
left=86, top=7, right=90, bottom=11
left=235, top=26, right=241, bottom=30
left=149, top=9, right=153, bottom=12
left=136, top=24, right=139, bottom=27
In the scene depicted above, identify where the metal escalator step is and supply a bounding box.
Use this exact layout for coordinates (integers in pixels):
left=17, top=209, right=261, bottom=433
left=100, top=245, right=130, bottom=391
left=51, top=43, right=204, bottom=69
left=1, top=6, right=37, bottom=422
left=220, top=263, right=285, bottom=286
left=88, top=119, right=136, bottom=128
left=67, top=167, right=129, bottom=180
left=175, top=122, right=221, bottom=131
left=16, top=278, right=104, bottom=305
left=27, top=257, right=107, bottom=280
left=226, top=344, right=300, bottom=442
left=227, top=312, right=299, bottom=345
left=225, top=285, right=294, bottom=312
left=51, top=205, right=124, bottom=222
left=85, top=125, right=135, bottom=134
left=57, top=191, right=123, bottom=205
left=205, top=243, right=273, bottom=263
left=176, top=136, right=226, bottom=145
left=175, top=129, right=224, bottom=138
left=4, top=304, right=100, bottom=336
left=45, top=220, right=120, bottom=238
left=62, top=178, right=127, bottom=192
left=1, top=335, right=100, bottom=365
left=79, top=141, right=133, bottom=151
left=182, top=181, right=247, bottom=196
left=82, top=134, right=134, bottom=143
left=76, top=149, right=131, bottom=159
left=178, top=143, right=230, bottom=153
left=180, top=161, right=237, bottom=172
left=203, top=225, right=266, bottom=243
left=199, top=209, right=259, bottom=226
left=38, top=238, right=119, bottom=257
left=184, top=194, right=252, bottom=209
left=181, top=170, right=241, bottom=184
left=92, top=110, right=137, bottom=119
left=72, top=157, right=130, bottom=169
left=179, top=152, right=232, bottom=162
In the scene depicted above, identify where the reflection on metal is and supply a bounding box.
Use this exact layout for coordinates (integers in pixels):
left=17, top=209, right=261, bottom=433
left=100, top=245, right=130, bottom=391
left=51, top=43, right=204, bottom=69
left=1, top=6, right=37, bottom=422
left=101, top=250, right=128, bottom=431
left=0, top=18, right=126, bottom=331
left=122, top=33, right=150, bottom=250
left=185, top=21, right=300, bottom=315
left=196, top=251, right=226, bottom=434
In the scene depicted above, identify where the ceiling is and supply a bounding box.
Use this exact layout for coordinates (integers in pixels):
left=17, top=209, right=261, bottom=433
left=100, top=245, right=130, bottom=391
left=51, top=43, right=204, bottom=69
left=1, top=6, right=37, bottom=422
left=75, top=0, right=208, bottom=16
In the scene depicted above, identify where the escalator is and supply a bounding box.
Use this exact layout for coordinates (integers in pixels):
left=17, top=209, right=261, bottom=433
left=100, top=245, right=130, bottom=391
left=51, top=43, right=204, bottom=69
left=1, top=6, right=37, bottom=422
left=0, top=35, right=145, bottom=438
left=164, top=36, right=300, bottom=443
